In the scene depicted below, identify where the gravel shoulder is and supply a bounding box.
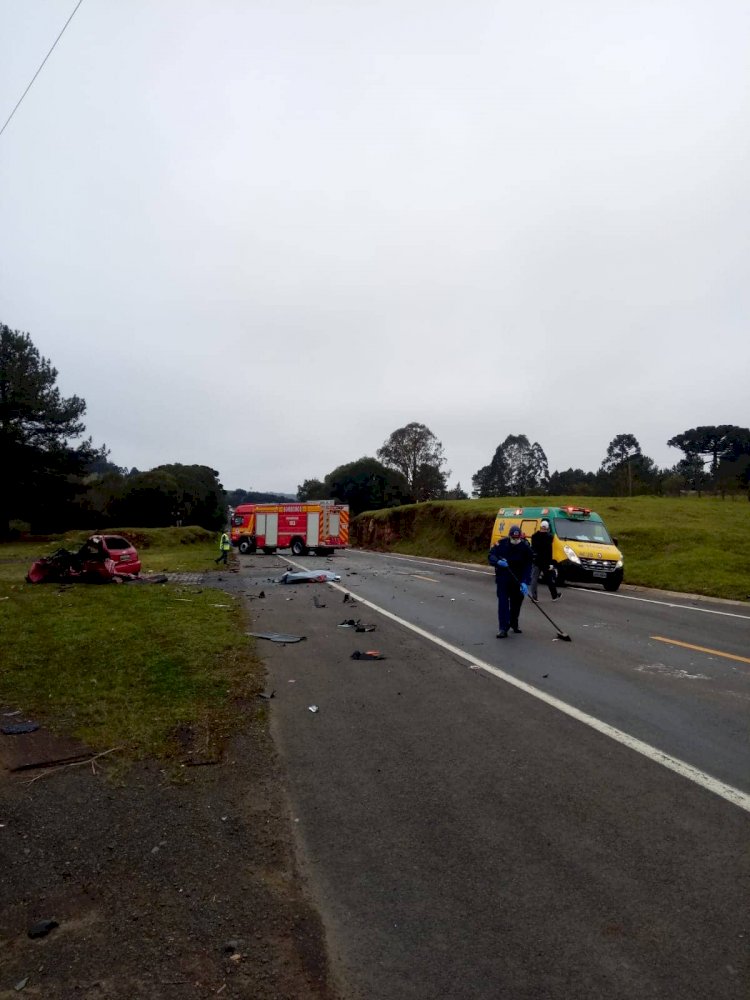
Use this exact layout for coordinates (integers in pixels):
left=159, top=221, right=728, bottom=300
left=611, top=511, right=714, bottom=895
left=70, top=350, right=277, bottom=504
left=0, top=558, right=340, bottom=1000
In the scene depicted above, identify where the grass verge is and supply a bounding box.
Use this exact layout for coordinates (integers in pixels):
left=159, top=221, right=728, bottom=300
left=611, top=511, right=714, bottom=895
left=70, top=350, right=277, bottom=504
left=0, top=529, right=257, bottom=760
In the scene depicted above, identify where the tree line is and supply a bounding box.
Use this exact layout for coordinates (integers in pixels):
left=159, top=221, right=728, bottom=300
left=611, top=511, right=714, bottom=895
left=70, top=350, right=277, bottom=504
left=1, top=324, right=225, bottom=534
left=301, top=424, right=750, bottom=513
left=3, top=323, right=748, bottom=533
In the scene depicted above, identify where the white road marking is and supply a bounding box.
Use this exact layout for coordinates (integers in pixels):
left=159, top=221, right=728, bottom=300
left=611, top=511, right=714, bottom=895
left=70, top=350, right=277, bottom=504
left=635, top=663, right=710, bottom=681
left=347, top=550, right=750, bottom=620
left=282, top=557, right=750, bottom=814
left=592, top=591, right=750, bottom=620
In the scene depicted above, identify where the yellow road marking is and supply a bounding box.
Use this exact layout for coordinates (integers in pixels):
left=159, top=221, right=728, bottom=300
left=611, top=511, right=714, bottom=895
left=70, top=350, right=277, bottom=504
left=412, top=574, right=438, bottom=583
left=651, top=636, right=750, bottom=665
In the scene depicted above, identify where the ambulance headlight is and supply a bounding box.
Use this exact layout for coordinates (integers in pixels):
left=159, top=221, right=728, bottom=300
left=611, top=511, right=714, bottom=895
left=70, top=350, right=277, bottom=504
left=563, top=545, right=581, bottom=564
left=616, top=559, right=623, bottom=568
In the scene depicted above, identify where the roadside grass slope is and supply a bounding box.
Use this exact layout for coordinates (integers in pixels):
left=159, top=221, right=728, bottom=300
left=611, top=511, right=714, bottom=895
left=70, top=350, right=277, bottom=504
left=352, top=495, right=750, bottom=602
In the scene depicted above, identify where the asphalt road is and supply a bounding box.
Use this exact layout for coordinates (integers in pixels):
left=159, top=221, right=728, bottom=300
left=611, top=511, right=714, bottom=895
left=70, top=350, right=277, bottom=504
left=240, top=549, right=750, bottom=1000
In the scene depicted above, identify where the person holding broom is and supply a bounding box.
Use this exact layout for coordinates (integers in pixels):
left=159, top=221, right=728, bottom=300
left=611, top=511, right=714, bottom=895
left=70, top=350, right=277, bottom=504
left=488, top=525, right=533, bottom=638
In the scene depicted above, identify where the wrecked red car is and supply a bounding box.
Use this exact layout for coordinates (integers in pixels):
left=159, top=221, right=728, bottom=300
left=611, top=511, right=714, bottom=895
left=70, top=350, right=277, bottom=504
left=90, top=534, right=142, bottom=575
left=26, top=535, right=140, bottom=584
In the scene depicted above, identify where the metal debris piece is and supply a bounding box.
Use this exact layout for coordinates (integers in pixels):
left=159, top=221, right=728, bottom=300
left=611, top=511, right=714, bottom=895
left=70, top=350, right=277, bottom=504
left=28, top=919, right=59, bottom=939
left=350, top=650, right=386, bottom=661
left=308, top=705, right=319, bottom=713
left=279, top=570, right=341, bottom=584
left=337, top=619, right=360, bottom=628
left=246, top=632, right=306, bottom=643
left=257, top=690, right=275, bottom=700
left=355, top=624, right=375, bottom=633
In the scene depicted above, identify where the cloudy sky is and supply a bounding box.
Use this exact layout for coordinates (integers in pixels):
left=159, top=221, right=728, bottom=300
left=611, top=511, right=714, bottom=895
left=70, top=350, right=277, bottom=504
left=1, top=0, right=748, bottom=495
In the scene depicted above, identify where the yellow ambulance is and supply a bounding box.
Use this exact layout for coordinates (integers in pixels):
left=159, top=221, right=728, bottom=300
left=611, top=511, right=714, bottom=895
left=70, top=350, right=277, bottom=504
left=490, top=505, right=624, bottom=591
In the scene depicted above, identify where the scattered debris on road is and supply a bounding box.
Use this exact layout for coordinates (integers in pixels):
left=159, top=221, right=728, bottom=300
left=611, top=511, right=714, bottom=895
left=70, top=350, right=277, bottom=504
left=308, top=705, right=319, bottom=713
left=278, top=570, right=341, bottom=584
left=1, top=722, right=39, bottom=735
left=350, top=650, right=386, bottom=661
left=246, top=632, right=307, bottom=644
left=28, top=919, right=59, bottom=939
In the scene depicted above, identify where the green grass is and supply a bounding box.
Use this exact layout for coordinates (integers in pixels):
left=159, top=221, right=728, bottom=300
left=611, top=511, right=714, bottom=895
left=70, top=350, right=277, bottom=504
left=0, top=527, right=256, bottom=760
left=353, top=495, right=750, bottom=601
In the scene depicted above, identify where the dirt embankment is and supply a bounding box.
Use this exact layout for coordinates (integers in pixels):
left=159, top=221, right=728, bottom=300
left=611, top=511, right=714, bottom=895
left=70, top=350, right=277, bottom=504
left=352, top=503, right=494, bottom=558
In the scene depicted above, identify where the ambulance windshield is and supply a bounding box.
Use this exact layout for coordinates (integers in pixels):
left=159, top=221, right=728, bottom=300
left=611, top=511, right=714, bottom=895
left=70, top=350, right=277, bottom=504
left=553, top=517, right=612, bottom=544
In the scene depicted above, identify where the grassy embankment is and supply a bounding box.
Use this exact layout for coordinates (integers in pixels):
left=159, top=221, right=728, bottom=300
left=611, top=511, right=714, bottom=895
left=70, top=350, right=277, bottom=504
left=353, top=495, right=750, bottom=602
left=0, top=527, right=261, bottom=761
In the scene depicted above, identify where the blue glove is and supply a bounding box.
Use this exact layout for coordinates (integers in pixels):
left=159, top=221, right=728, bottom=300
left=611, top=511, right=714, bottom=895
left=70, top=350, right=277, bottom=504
left=496, top=558, right=508, bottom=567
left=520, top=582, right=529, bottom=596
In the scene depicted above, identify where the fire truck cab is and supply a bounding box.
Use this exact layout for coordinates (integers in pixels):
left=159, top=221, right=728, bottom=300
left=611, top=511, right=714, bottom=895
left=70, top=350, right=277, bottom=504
left=230, top=501, right=349, bottom=556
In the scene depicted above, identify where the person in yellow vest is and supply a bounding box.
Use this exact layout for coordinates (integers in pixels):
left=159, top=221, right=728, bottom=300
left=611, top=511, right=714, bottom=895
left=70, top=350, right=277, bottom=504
left=215, top=530, right=231, bottom=565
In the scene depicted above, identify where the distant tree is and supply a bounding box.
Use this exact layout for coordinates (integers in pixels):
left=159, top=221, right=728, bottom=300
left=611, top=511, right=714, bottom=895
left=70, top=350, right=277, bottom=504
left=600, top=434, right=642, bottom=496
left=377, top=422, right=449, bottom=501
left=324, top=457, right=412, bottom=515
left=672, top=454, right=708, bottom=492
left=113, top=464, right=224, bottom=528
left=546, top=468, right=598, bottom=496
left=83, top=450, right=127, bottom=477
left=715, top=454, right=750, bottom=499
left=297, top=478, right=328, bottom=502
left=445, top=481, right=469, bottom=500
left=112, top=469, right=182, bottom=527
left=667, top=425, right=750, bottom=479
left=225, top=488, right=250, bottom=508
left=472, top=445, right=509, bottom=497
left=0, top=324, right=105, bottom=533
left=472, top=435, right=548, bottom=497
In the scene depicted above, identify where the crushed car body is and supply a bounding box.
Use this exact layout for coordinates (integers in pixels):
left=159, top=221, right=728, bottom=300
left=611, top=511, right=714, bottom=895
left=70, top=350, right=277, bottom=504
left=26, top=536, right=139, bottom=584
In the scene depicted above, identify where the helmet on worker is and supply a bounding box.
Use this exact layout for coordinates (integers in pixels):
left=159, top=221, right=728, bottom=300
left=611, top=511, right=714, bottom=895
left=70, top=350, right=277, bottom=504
left=509, top=525, right=522, bottom=544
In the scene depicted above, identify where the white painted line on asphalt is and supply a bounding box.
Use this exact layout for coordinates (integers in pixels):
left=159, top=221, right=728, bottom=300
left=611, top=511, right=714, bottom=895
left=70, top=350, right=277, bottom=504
left=284, top=562, right=750, bottom=815
left=590, top=591, right=750, bottom=620
left=349, top=550, right=750, bottom=620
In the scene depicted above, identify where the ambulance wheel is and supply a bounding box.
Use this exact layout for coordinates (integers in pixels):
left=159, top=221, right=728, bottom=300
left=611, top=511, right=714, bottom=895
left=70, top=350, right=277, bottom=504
left=290, top=538, right=307, bottom=557
left=603, top=573, right=623, bottom=592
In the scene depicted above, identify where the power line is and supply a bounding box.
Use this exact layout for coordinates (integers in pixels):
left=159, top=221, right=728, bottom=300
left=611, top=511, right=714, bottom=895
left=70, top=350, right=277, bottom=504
left=0, top=0, right=86, bottom=140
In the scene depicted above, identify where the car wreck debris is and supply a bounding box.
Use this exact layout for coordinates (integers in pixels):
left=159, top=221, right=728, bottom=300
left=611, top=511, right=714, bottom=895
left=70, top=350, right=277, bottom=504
left=28, top=919, right=59, bottom=939
left=1, top=723, right=40, bottom=735
left=350, top=650, right=386, bottom=661
left=278, top=570, right=341, bottom=584
left=246, top=632, right=306, bottom=643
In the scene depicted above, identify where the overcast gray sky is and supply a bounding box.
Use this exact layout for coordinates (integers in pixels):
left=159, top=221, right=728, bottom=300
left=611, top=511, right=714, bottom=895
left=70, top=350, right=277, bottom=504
left=1, top=0, right=748, bottom=495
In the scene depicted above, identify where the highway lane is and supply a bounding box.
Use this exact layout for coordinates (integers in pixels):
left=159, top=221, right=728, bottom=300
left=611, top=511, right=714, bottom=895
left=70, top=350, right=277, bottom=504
left=322, top=549, right=750, bottom=795
left=244, top=551, right=750, bottom=1000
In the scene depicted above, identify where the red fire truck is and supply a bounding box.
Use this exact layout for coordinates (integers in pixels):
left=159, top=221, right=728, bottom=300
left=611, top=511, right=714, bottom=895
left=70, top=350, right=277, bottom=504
left=230, top=501, right=349, bottom=556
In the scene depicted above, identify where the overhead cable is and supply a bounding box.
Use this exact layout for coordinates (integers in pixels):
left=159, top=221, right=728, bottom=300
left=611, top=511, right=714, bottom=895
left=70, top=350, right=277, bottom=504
left=0, top=0, right=86, bottom=140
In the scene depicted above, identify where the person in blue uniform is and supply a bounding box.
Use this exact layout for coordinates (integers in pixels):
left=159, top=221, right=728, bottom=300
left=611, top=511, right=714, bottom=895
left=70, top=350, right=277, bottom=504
left=488, top=525, right=533, bottom=638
